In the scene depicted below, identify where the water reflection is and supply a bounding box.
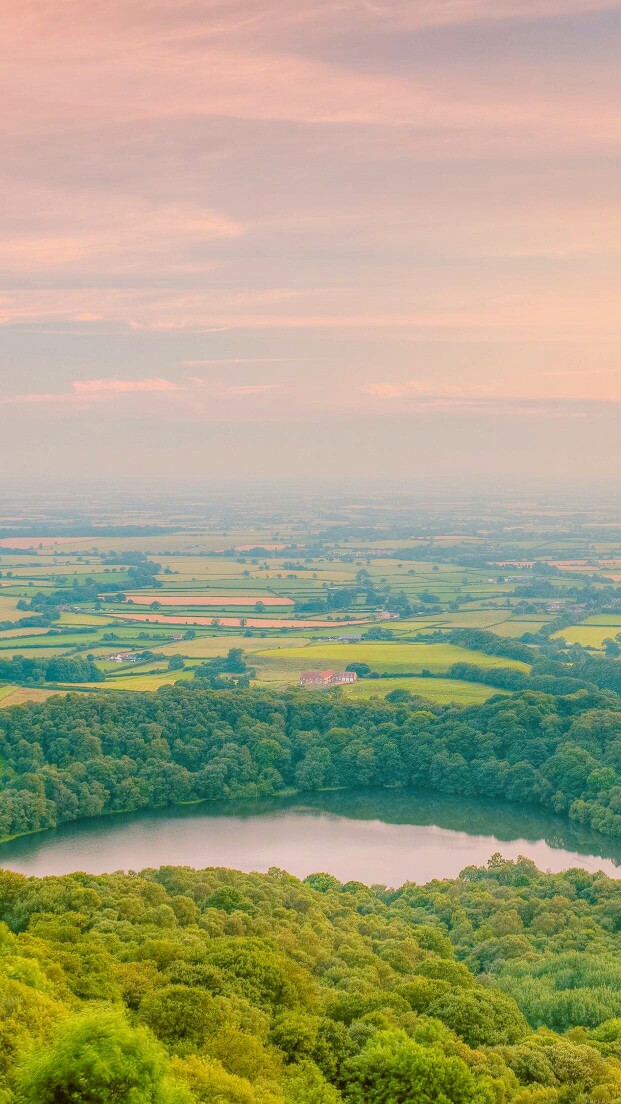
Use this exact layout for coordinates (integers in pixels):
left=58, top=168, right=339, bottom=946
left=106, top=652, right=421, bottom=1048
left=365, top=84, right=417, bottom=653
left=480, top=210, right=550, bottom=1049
left=0, top=789, right=620, bottom=885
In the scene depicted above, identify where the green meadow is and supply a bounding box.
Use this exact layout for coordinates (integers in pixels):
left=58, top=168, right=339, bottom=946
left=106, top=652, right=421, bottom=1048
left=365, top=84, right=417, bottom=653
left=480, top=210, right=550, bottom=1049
left=256, top=641, right=529, bottom=676
left=342, top=675, right=504, bottom=704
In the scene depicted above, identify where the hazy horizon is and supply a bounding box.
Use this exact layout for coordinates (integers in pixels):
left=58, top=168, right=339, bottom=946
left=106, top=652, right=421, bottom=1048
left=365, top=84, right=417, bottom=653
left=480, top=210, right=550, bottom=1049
left=2, top=0, right=620, bottom=481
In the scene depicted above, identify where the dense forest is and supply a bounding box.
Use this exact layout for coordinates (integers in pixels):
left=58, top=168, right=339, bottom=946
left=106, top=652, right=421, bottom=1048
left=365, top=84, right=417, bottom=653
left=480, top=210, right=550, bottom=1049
left=2, top=858, right=621, bottom=1102
left=2, top=685, right=621, bottom=844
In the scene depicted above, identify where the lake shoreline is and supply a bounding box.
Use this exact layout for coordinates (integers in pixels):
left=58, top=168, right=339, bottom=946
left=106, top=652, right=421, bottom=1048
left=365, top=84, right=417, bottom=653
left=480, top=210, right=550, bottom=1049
left=2, top=787, right=621, bottom=884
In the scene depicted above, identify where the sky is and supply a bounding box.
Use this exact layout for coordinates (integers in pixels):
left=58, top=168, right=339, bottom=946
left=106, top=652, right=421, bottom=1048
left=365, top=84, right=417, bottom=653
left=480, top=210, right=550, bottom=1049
left=1, top=0, right=620, bottom=484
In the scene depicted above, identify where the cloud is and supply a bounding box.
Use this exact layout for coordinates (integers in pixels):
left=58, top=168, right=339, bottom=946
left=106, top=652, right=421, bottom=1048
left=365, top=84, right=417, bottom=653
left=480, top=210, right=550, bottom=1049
left=361, top=0, right=621, bottom=28
left=362, top=376, right=621, bottom=410
left=1, top=0, right=618, bottom=156
left=0, top=0, right=620, bottom=464
left=0, top=183, right=243, bottom=277
left=0, top=375, right=285, bottom=414
left=3, top=378, right=181, bottom=405
left=5, top=369, right=619, bottom=423
left=74, top=378, right=180, bottom=397
left=226, top=384, right=279, bottom=395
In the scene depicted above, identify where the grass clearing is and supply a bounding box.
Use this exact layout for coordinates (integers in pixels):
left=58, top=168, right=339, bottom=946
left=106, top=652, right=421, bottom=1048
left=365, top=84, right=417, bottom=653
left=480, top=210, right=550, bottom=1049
left=341, top=676, right=504, bottom=705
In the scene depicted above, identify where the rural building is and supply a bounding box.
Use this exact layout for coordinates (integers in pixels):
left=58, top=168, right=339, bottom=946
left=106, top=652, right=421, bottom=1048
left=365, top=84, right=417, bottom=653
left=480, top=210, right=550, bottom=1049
left=299, top=670, right=357, bottom=688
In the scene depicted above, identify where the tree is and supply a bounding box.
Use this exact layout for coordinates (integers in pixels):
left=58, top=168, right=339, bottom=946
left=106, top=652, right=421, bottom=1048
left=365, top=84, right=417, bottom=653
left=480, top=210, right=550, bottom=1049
left=385, top=688, right=412, bottom=703
left=345, top=663, right=371, bottom=678
left=140, top=984, right=217, bottom=1048
left=344, top=1031, right=494, bottom=1104
left=16, top=1010, right=191, bottom=1103
left=428, top=987, right=529, bottom=1047
left=171, top=1055, right=255, bottom=1104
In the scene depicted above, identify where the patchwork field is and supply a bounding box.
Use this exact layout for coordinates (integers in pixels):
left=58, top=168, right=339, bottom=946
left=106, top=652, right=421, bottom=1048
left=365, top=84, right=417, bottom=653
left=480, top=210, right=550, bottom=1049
left=0, top=507, right=617, bottom=709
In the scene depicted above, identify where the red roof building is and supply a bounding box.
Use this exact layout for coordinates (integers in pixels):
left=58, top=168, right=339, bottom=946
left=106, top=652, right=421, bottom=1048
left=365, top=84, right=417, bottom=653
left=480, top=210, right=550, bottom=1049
left=299, top=670, right=357, bottom=688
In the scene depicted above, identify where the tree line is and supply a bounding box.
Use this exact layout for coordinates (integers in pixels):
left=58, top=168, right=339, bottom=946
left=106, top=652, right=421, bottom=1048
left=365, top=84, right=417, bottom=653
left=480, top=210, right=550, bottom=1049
left=0, top=654, right=104, bottom=687
left=1, top=684, right=621, bottom=844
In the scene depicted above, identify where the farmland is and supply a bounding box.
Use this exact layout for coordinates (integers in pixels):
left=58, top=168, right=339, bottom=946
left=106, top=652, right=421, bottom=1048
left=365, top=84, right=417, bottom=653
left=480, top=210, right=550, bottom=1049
left=343, top=675, right=504, bottom=704
left=552, top=615, right=621, bottom=648
left=251, top=641, right=529, bottom=683
left=0, top=489, right=619, bottom=705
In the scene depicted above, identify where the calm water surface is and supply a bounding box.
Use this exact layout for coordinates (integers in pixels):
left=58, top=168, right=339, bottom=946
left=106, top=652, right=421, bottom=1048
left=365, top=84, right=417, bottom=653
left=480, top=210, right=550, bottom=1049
left=2, top=790, right=621, bottom=884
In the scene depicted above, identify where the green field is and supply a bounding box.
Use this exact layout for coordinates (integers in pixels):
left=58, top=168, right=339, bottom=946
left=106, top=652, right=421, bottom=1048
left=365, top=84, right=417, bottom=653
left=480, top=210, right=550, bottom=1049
left=491, top=619, right=550, bottom=637
left=0, top=595, right=30, bottom=620
left=553, top=624, right=621, bottom=647
left=252, top=641, right=529, bottom=682
left=154, top=634, right=312, bottom=658
left=90, top=670, right=195, bottom=691
left=341, top=675, right=504, bottom=704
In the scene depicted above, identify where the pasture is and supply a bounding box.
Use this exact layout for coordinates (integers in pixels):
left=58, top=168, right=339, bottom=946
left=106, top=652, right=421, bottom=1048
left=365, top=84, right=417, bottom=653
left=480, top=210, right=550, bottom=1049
left=123, top=593, right=295, bottom=607
left=114, top=612, right=369, bottom=630
left=553, top=622, right=621, bottom=648
left=342, top=676, right=504, bottom=705
left=0, top=686, right=64, bottom=708
left=252, top=641, right=529, bottom=681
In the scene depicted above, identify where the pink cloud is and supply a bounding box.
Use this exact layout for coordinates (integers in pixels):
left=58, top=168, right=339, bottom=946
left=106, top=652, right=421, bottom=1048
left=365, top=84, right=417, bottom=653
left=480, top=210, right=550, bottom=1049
left=3, top=378, right=180, bottom=405
left=0, top=183, right=243, bottom=276
left=0, top=375, right=287, bottom=413
left=362, top=376, right=621, bottom=408
left=226, top=384, right=279, bottom=395
left=73, top=378, right=180, bottom=396
left=1, top=1, right=618, bottom=158
left=0, top=0, right=619, bottom=427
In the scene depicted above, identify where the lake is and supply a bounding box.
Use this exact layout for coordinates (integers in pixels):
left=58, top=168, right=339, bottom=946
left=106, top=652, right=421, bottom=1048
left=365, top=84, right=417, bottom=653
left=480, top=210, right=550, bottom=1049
left=1, top=790, right=621, bottom=884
